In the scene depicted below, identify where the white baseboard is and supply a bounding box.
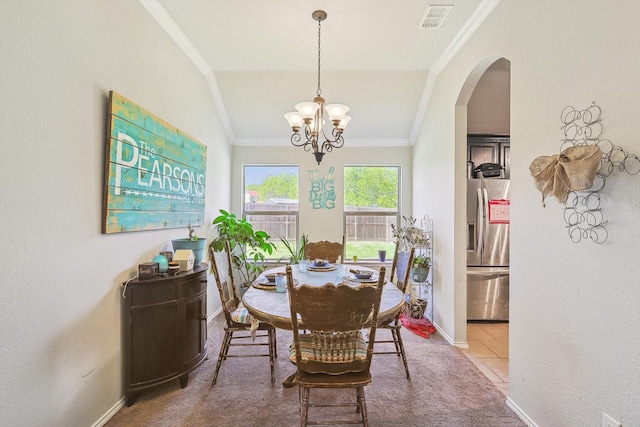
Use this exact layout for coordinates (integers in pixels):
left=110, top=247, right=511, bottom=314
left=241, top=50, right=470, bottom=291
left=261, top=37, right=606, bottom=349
left=208, top=306, right=222, bottom=323
left=432, top=319, right=469, bottom=349
left=92, top=397, right=126, bottom=427
left=506, top=397, right=538, bottom=427
left=425, top=320, right=534, bottom=426
left=95, top=308, right=222, bottom=427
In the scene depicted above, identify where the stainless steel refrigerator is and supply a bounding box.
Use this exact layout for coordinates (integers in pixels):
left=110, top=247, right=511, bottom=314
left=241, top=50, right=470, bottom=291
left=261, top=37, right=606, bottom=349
left=467, top=177, right=510, bottom=321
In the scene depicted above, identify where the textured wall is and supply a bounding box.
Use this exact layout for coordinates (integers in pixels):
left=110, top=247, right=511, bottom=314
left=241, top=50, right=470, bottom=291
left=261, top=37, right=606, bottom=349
left=0, top=1, right=229, bottom=425
left=414, top=1, right=640, bottom=426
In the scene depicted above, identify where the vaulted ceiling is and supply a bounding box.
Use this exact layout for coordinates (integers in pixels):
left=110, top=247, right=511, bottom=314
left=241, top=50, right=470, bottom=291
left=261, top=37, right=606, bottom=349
left=142, top=0, right=497, bottom=146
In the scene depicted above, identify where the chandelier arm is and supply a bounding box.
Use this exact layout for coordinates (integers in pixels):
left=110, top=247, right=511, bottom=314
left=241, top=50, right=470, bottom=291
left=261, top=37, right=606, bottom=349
left=290, top=136, right=314, bottom=152
left=322, top=135, right=344, bottom=153
left=290, top=132, right=303, bottom=145
left=304, top=124, right=314, bottom=142
left=331, top=128, right=345, bottom=146
left=289, top=126, right=317, bottom=152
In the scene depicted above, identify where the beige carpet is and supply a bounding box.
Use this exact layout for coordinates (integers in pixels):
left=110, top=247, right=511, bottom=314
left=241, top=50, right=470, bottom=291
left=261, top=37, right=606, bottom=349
left=106, top=314, right=524, bottom=427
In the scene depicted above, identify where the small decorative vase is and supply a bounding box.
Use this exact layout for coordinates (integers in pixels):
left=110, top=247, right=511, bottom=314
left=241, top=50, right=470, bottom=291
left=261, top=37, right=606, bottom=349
left=153, top=254, right=169, bottom=273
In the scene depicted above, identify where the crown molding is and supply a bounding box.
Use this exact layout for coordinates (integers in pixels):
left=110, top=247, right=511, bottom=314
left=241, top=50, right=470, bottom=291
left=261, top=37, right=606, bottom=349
left=410, top=0, right=501, bottom=143
left=232, top=138, right=412, bottom=147
left=138, top=0, right=236, bottom=142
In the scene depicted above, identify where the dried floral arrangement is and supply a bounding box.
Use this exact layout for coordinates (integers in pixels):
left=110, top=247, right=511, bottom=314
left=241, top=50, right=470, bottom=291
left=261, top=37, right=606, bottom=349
left=391, top=215, right=430, bottom=251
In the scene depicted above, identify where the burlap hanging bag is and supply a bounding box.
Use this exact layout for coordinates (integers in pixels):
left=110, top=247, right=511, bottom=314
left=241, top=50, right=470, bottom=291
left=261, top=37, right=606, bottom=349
left=530, top=145, right=601, bottom=205
left=529, top=154, right=558, bottom=200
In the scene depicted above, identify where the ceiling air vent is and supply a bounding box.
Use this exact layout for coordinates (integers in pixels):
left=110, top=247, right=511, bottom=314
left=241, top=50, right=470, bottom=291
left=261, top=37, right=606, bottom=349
left=419, top=5, right=453, bottom=29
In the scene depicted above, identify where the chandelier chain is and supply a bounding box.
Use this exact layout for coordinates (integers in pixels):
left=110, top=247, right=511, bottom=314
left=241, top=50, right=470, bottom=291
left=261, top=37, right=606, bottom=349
left=316, top=18, right=322, bottom=96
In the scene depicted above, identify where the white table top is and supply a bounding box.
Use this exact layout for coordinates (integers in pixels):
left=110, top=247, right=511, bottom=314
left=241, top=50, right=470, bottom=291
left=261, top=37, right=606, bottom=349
left=242, top=264, right=404, bottom=330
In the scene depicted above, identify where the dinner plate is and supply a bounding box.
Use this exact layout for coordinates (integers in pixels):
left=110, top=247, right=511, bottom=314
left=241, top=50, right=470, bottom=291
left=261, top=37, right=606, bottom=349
left=252, top=278, right=298, bottom=290
left=308, top=264, right=336, bottom=272
left=257, top=277, right=276, bottom=286
left=311, top=262, right=330, bottom=268
left=347, top=274, right=378, bottom=283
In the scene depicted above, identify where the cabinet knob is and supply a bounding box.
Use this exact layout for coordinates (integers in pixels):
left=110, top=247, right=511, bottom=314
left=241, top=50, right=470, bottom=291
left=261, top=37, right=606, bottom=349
left=200, top=279, right=208, bottom=284
left=200, top=315, right=208, bottom=321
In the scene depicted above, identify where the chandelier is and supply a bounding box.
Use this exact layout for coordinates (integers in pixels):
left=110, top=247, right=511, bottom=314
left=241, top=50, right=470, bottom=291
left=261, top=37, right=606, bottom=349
left=284, top=10, right=351, bottom=165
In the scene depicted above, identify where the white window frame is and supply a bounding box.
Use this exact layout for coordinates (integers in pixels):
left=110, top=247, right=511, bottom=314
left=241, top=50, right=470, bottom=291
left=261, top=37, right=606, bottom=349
left=242, top=165, right=300, bottom=257
left=343, top=165, right=401, bottom=261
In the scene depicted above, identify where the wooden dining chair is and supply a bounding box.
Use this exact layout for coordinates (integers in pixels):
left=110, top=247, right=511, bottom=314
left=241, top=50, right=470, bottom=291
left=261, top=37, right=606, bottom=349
left=208, top=242, right=276, bottom=386
left=371, top=243, right=415, bottom=379
left=304, top=235, right=345, bottom=263
left=285, top=265, right=385, bottom=427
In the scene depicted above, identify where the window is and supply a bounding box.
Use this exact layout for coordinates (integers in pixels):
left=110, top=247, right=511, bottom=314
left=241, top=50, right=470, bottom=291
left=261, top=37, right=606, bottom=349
left=243, top=165, right=299, bottom=259
left=344, top=166, right=400, bottom=260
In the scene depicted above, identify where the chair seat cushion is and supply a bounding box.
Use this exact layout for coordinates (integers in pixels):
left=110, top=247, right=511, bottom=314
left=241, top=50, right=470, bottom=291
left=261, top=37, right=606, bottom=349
left=230, top=302, right=255, bottom=324
left=295, top=369, right=372, bottom=388
left=289, top=332, right=368, bottom=363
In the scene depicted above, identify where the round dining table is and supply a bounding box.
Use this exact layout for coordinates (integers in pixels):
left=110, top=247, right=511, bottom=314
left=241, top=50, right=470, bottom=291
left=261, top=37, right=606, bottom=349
left=242, top=263, right=404, bottom=387
left=242, top=263, right=405, bottom=330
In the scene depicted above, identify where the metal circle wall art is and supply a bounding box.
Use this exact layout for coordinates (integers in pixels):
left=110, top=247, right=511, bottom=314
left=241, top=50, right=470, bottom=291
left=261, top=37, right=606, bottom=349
left=551, top=102, right=639, bottom=243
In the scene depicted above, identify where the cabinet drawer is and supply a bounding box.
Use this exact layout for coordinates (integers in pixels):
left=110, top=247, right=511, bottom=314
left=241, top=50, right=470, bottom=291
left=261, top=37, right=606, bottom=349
left=179, top=272, right=207, bottom=299
left=130, top=282, right=177, bottom=307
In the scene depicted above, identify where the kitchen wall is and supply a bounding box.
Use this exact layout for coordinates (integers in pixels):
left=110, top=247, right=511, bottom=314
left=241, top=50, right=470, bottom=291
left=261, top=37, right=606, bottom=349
left=0, top=1, right=229, bottom=425
left=413, top=1, right=640, bottom=426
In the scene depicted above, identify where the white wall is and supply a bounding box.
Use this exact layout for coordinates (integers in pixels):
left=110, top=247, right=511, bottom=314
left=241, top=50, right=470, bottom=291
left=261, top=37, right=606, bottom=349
left=468, top=59, right=511, bottom=135
left=0, top=1, right=230, bottom=425
left=232, top=145, right=413, bottom=244
left=414, top=1, right=640, bottom=426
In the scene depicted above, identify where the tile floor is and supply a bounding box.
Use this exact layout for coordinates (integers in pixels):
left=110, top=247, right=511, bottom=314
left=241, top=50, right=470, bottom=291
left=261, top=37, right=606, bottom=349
left=461, top=322, right=509, bottom=396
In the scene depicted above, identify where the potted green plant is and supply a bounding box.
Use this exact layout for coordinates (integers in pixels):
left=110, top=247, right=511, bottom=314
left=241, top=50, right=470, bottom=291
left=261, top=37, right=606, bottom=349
left=171, top=222, right=207, bottom=265
left=279, top=233, right=308, bottom=264
left=209, top=209, right=276, bottom=294
left=410, top=254, right=431, bottom=283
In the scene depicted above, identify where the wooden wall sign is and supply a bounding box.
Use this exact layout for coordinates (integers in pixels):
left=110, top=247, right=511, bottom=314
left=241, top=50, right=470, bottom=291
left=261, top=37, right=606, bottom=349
left=103, top=91, right=207, bottom=233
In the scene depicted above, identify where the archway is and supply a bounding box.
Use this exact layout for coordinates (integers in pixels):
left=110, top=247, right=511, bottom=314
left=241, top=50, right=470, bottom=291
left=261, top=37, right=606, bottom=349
left=455, top=56, right=511, bottom=395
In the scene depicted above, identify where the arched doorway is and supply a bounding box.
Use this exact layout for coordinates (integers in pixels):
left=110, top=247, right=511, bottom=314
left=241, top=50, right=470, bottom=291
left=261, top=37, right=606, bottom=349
left=455, top=56, right=511, bottom=395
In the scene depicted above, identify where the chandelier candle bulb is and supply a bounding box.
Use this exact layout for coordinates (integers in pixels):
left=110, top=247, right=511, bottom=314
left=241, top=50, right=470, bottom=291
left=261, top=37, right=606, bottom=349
left=295, top=102, right=319, bottom=121
left=284, top=112, right=303, bottom=131
left=337, top=115, right=351, bottom=131
left=325, top=104, right=349, bottom=123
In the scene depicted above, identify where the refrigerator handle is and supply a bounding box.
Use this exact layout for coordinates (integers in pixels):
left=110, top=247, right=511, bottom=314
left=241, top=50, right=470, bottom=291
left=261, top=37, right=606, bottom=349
left=476, top=188, right=484, bottom=257
left=482, top=188, right=490, bottom=246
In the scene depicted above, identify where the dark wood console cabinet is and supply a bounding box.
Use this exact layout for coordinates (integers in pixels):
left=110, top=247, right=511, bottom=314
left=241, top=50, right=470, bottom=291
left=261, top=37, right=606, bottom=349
left=122, top=264, right=208, bottom=406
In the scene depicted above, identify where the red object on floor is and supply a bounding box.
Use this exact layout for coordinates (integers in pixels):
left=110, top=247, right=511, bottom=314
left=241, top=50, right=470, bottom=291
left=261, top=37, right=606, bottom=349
left=400, top=313, right=436, bottom=338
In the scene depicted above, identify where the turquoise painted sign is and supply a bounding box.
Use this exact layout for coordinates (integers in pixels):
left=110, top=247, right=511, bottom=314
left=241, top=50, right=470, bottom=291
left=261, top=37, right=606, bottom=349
left=308, top=167, right=336, bottom=209
left=103, top=91, right=207, bottom=233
